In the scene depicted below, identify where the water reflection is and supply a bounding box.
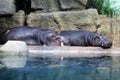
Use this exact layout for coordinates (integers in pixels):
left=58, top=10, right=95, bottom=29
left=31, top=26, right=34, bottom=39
left=0, top=56, right=120, bottom=80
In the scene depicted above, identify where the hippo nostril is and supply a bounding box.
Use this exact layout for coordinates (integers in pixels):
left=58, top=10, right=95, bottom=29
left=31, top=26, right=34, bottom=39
left=105, top=41, right=112, bottom=48
left=102, top=41, right=112, bottom=48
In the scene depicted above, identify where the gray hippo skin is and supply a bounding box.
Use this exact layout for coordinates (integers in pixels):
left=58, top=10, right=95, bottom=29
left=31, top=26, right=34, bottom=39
left=3, top=26, right=68, bottom=46
left=60, top=30, right=112, bottom=48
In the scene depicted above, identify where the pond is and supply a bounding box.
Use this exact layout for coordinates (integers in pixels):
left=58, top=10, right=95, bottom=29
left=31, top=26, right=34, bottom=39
left=0, top=56, right=120, bottom=80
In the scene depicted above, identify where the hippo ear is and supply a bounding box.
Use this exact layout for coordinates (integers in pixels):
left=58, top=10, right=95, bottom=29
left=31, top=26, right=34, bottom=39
left=94, top=35, right=100, bottom=40
left=92, top=35, right=101, bottom=46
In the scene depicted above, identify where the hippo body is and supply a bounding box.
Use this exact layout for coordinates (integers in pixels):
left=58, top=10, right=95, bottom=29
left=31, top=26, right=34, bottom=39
left=60, top=30, right=112, bottom=48
left=6, top=26, right=40, bottom=45
left=3, top=26, right=66, bottom=46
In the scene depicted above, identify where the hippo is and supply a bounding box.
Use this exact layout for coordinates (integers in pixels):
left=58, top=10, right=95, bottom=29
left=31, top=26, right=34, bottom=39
left=60, top=30, right=112, bottom=48
left=1, top=26, right=68, bottom=46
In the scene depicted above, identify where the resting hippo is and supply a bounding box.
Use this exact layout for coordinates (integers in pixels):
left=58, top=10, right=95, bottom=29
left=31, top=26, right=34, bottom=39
left=60, top=30, right=112, bottom=48
left=2, top=26, right=68, bottom=46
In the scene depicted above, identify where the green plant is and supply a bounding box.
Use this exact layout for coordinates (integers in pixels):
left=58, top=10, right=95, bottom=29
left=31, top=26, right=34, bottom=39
left=86, top=0, right=115, bottom=17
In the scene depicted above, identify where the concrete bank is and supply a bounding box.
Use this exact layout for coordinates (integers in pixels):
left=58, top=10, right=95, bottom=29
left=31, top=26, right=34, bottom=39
left=28, top=46, right=120, bottom=58
left=0, top=45, right=120, bottom=58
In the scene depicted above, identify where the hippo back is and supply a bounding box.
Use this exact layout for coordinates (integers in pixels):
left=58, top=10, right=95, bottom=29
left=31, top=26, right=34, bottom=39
left=60, top=30, right=112, bottom=48
left=60, top=30, right=95, bottom=46
left=5, top=26, right=42, bottom=45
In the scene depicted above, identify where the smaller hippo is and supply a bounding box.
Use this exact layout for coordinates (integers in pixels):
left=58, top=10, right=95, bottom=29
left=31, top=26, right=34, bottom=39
left=2, top=26, right=68, bottom=46
left=60, top=30, right=112, bottom=48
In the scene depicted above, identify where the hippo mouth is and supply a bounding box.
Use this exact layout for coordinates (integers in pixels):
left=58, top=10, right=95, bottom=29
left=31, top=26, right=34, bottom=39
left=48, top=40, right=64, bottom=46
left=48, top=35, right=64, bottom=46
left=94, top=35, right=113, bottom=49
left=101, top=41, right=112, bottom=49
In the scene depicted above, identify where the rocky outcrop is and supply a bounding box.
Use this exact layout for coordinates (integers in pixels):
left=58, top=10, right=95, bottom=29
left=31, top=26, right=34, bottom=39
left=27, top=9, right=100, bottom=32
left=31, top=0, right=88, bottom=11
left=97, top=15, right=112, bottom=39
left=0, top=0, right=15, bottom=15
left=0, top=10, right=25, bottom=33
left=0, top=41, right=28, bottom=68
left=59, top=0, right=87, bottom=10
left=97, top=15, right=120, bottom=48
left=31, top=0, right=59, bottom=11
left=110, top=16, right=120, bottom=48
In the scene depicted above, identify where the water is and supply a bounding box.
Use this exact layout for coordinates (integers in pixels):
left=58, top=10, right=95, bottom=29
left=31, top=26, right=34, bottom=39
left=0, top=56, right=120, bottom=80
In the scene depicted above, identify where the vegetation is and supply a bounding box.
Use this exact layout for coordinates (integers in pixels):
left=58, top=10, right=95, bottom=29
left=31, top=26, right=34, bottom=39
left=86, top=0, right=115, bottom=17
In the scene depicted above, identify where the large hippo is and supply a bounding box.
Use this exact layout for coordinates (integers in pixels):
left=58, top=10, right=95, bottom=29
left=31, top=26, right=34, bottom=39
left=60, top=30, right=112, bottom=48
left=1, top=26, right=68, bottom=46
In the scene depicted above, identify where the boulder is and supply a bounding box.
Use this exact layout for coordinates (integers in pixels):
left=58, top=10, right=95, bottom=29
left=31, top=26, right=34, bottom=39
left=110, top=16, right=120, bottom=48
left=97, top=15, right=112, bottom=39
left=0, top=0, right=15, bottom=15
left=0, top=41, right=28, bottom=68
left=27, top=9, right=100, bottom=32
left=31, top=0, right=88, bottom=11
left=6, top=10, right=25, bottom=28
left=31, top=0, right=59, bottom=11
left=97, top=15, right=120, bottom=48
left=0, top=10, right=25, bottom=33
left=59, top=0, right=88, bottom=10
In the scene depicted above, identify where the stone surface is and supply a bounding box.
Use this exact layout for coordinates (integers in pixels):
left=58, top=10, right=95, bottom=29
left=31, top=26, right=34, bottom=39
left=0, top=0, right=15, bottom=15
left=110, top=16, right=120, bottom=48
left=6, top=10, right=25, bottom=28
left=31, top=0, right=59, bottom=11
left=28, top=46, right=120, bottom=58
left=27, top=9, right=100, bottom=32
left=0, top=41, right=27, bottom=52
left=97, top=15, right=111, bottom=39
left=31, top=0, right=88, bottom=11
left=97, top=15, right=120, bottom=48
left=0, top=41, right=28, bottom=68
left=59, top=0, right=88, bottom=10
left=0, top=10, right=25, bottom=33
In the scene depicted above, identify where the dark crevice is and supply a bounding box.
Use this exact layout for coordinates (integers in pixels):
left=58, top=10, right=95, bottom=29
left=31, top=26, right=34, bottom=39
left=15, top=0, right=32, bottom=15
left=57, top=0, right=62, bottom=11
left=24, top=16, right=27, bottom=26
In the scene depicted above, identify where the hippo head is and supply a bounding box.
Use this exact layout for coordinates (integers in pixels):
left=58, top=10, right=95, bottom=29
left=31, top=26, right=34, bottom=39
left=93, top=35, right=112, bottom=48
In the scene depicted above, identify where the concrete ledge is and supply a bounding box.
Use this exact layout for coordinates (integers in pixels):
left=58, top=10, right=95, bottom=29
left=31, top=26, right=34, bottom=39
left=1, top=45, right=120, bottom=58
left=28, top=46, right=120, bottom=58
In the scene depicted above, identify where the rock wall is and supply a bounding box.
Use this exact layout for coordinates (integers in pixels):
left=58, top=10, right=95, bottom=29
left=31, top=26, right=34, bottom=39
left=97, top=15, right=120, bottom=48
left=0, top=0, right=15, bottom=15
left=0, top=0, right=120, bottom=48
left=31, top=0, right=87, bottom=11
left=27, top=9, right=99, bottom=32
left=0, top=0, right=88, bottom=32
